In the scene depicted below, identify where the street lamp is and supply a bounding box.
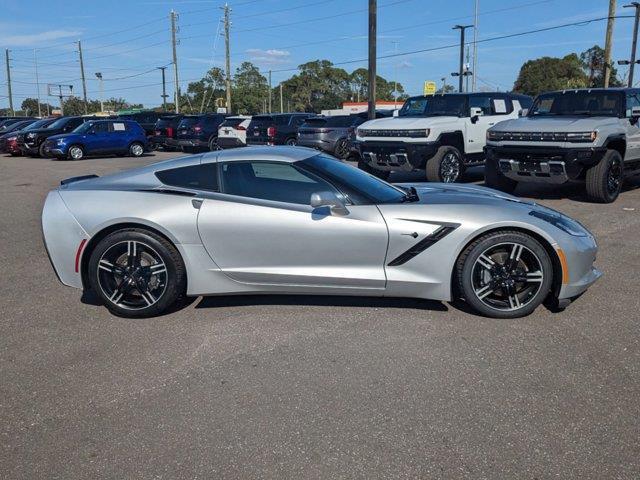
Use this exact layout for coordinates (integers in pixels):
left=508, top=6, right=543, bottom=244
left=95, top=72, right=104, bottom=113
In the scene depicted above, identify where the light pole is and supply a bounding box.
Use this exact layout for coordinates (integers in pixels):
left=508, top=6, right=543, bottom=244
left=95, top=72, right=104, bottom=113
left=452, top=24, right=473, bottom=93
left=619, top=2, right=640, bottom=87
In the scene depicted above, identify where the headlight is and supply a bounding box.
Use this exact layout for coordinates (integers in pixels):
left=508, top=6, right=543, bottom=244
left=486, top=130, right=501, bottom=141
left=26, top=132, right=35, bottom=139
left=565, top=131, right=597, bottom=143
left=7, top=136, right=16, bottom=141
left=529, top=209, right=589, bottom=237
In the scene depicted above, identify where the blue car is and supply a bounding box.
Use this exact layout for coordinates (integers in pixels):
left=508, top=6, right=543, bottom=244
left=43, top=119, right=148, bottom=160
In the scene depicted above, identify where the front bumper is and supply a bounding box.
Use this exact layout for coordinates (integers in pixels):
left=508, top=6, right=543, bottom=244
left=357, top=140, right=438, bottom=171
left=555, top=232, right=602, bottom=300
left=486, top=145, right=607, bottom=184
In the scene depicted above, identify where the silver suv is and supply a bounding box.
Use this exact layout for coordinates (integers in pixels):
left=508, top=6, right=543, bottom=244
left=485, top=88, right=640, bottom=203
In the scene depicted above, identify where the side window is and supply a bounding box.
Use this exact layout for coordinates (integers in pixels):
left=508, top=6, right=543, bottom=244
left=469, top=95, right=492, bottom=115
left=275, top=116, right=289, bottom=126
left=625, top=93, right=640, bottom=117
left=220, top=161, right=337, bottom=205
left=65, top=119, right=81, bottom=131
left=93, top=122, right=110, bottom=133
left=155, top=163, right=219, bottom=191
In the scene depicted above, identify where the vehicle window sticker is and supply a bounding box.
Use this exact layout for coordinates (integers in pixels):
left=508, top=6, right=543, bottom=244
left=113, top=123, right=126, bottom=131
left=493, top=99, right=507, bottom=114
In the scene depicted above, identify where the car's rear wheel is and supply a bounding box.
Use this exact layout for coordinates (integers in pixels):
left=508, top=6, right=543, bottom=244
left=68, top=145, right=84, bottom=160
left=285, top=137, right=297, bottom=146
left=585, top=149, right=623, bottom=203
left=456, top=231, right=553, bottom=319
left=334, top=138, right=350, bottom=159
left=208, top=137, right=220, bottom=151
left=426, top=146, right=465, bottom=183
left=88, top=229, right=186, bottom=318
left=129, top=142, right=145, bottom=157
left=38, top=142, right=48, bottom=158
left=357, top=159, right=390, bottom=180
left=484, top=156, right=517, bottom=194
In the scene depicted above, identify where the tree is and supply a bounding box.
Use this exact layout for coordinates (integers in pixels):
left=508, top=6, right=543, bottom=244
left=580, top=45, right=624, bottom=88
left=279, top=60, right=351, bottom=112
left=181, top=67, right=226, bottom=113
left=20, top=98, right=56, bottom=116
left=233, top=62, right=268, bottom=114
left=513, top=54, right=588, bottom=96
left=348, top=68, right=406, bottom=101
left=436, top=84, right=455, bottom=94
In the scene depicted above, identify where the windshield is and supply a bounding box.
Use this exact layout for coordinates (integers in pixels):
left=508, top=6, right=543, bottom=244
left=529, top=91, right=623, bottom=117
left=299, top=154, right=409, bottom=204
left=178, top=117, right=201, bottom=128
left=46, top=117, right=70, bottom=129
left=24, top=119, right=53, bottom=131
left=399, top=95, right=467, bottom=117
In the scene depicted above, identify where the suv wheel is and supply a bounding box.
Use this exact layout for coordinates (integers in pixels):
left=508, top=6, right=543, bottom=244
left=38, top=142, right=48, bottom=158
left=426, top=146, right=464, bottom=183
left=208, top=137, right=220, bottom=151
left=334, top=138, right=350, bottom=159
left=358, top=159, right=390, bottom=181
left=68, top=145, right=84, bottom=160
left=586, top=149, right=623, bottom=203
left=129, top=142, right=145, bottom=157
left=484, top=156, right=517, bottom=194
left=285, top=137, right=297, bottom=146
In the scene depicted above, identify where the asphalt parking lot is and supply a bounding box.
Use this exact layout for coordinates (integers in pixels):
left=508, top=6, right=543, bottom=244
left=1, top=150, right=639, bottom=479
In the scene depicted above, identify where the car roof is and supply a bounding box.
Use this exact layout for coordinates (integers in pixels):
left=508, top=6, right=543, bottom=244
left=202, top=145, right=319, bottom=163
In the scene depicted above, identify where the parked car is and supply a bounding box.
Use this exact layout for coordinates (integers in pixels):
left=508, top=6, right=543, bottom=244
left=246, top=113, right=316, bottom=146
left=42, top=119, right=147, bottom=160
left=485, top=88, right=640, bottom=203
left=0, top=118, right=56, bottom=155
left=42, top=147, right=601, bottom=319
left=17, top=116, right=98, bottom=157
left=117, top=111, right=164, bottom=136
left=217, top=116, right=251, bottom=149
left=176, top=113, right=228, bottom=153
left=0, top=117, right=35, bottom=133
left=298, top=113, right=373, bottom=159
left=149, top=114, right=184, bottom=151
left=0, top=119, right=38, bottom=152
left=355, top=92, right=532, bottom=182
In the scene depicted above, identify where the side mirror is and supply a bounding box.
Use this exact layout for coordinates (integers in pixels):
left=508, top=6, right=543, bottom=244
left=310, top=191, right=349, bottom=215
left=632, top=106, right=640, bottom=118
left=519, top=108, right=529, bottom=117
left=469, top=107, right=483, bottom=123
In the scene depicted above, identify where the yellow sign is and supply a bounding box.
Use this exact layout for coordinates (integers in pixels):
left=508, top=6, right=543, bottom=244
left=423, top=81, right=437, bottom=96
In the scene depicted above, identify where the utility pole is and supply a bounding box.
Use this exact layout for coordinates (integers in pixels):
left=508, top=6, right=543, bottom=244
left=34, top=49, right=42, bottom=117
left=5, top=49, right=13, bottom=116
left=452, top=25, right=473, bottom=93
left=628, top=2, right=640, bottom=87
left=268, top=70, right=272, bottom=113
left=604, top=0, right=617, bottom=87
left=392, top=40, right=399, bottom=106
left=170, top=10, right=180, bottom=113
left=77, top=41, right=88, bottom=114
left=472, top=0, right=479, bottom=92
left=280, top=83, right=283, bottom=113
left=158, top=66, right=168, bottom=111
left=223, top=3, right=232, bottom=114
left=368, top=0, right=376, bottom=120
left=465, top=46, right=471, bottom=93
left=95, top=73, right=104, bottom=112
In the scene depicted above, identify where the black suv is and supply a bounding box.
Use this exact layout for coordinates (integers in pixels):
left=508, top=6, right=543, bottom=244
left=246, top=113, right=315, bottom=146
left=176, top=114, right=227, bottom=153
left=150, top=114, right=184, bottom=151
left=18, top=116, right=97, bottom=157
left=117, top=111, right=164, bottom=136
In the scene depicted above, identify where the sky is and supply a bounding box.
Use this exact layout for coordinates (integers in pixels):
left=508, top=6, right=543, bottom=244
left=0, top=0, right=638, bottom=110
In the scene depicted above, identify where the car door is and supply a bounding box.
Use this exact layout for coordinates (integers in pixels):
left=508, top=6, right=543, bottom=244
left=196, top=159, right=389, bottom=290
left=86, top=121, right=111, bottom=154
left=110, top=121, right=130, bottom=152
left=624, top=91, right=640, bottom=161
left=466, top=94, right=512, bottom=154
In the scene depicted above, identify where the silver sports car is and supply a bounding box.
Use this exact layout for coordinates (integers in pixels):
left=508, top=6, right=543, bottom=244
left=42, top=146, right=601, bottom=319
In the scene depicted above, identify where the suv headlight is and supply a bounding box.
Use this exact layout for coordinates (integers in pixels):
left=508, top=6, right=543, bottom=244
left=26, top=132, right=36, bottom=139
left=529, top=209, right=589, bottom=237
left=486, top=130, right=501, bottom=141
left=566, top=131, right=597, bottom=143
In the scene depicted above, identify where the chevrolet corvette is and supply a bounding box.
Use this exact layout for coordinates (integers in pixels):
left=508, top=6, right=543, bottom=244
left=42, top=146, right=601, bottom=318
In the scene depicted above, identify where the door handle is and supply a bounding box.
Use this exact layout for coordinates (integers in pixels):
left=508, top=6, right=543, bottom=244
left=192, top=199, right=203, bottom=209
left=402, top=232, right=419, bottom=238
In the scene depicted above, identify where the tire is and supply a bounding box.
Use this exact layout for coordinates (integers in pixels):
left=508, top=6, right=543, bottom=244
left=456, top=230, right=554, bottom=319
left=129, top=142, right=145, bottom=157
left=208, top=137, right=220, bottom=151
left=38, top=142, right=48, bottom=158
left=426, top=145, right=465, bottom=183
left=285, top=137, right=297, bottom=146
left=585, top=149, right=623, bottom=203
left=334, top=138, right=350, bottom=159
left=88, top=228, right=186, bottom=318
left=484, top=155, right=517, bottom=194
left=67, top=145, right=84, bottom=161
left=358, top=159, right=390, bottom=180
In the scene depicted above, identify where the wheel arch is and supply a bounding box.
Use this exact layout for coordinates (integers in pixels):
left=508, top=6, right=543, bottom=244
left=603, top=134, right=626, bottom=158
left=80, top=221, right=185, bottom=290
left=436, top=131, right=465, bottom=154
left=450, top=225, right=563, bottom=304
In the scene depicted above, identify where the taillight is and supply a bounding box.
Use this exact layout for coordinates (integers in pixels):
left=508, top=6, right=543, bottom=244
left=166, top=127, right=174, bottom=137
left=319, top=129, right=334, bottom=133
left=236, top=125, right=246, bottom=131
left=267, top=126, right=276, bottom=137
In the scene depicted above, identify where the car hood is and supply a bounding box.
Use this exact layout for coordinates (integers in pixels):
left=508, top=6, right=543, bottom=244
left=47, top=133, right=79, bottom=142
left=359, top=116, right=460, bottom=130
left=490, top=116, right=619, bottom=132
left=395, top=182, right=536, bottom=207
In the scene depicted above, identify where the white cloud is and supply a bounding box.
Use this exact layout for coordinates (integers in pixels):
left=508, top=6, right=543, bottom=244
left=245, top=48, right=291, bottom=65
left=0, top=29, right=82, bottom=47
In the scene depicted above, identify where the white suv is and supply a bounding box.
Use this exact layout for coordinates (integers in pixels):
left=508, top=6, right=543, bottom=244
left=217, top=116, right=251, bottom=149
left=355, top=93, right=531, bottom=182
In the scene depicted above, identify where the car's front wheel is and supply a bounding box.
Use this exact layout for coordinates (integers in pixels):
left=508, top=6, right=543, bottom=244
left=285, top=137, right=297, bottom=146
left=67, top=145, right=84, bottom=160
left=88, top=228, right=186, bottom=318
left=585, top=149, right=623, bottom=203
left=456, top=230, right=553, bottom=318
left=426, top=146, right=465, bottom=183
left=129, top=142, right=145, bottom=157
left=208, top=137, right=220, bottom=151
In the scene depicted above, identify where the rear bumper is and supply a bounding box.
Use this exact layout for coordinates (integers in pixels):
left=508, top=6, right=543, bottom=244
left=297, top=137, right=332, bottom=151
left=357, top=140, right=439, bottom=171
left=486, top=145, right=607, bottom=184
left=177, top=138, right=208, bottom=148
left=217, top=136, right=245, bottom=149
left=150, top=136, right=178, bottom=148
left=246, top=137, right=273, bottom=146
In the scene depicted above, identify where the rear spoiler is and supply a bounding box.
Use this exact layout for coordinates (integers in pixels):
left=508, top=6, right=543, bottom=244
left=60, top=174, right=99, bottom=186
